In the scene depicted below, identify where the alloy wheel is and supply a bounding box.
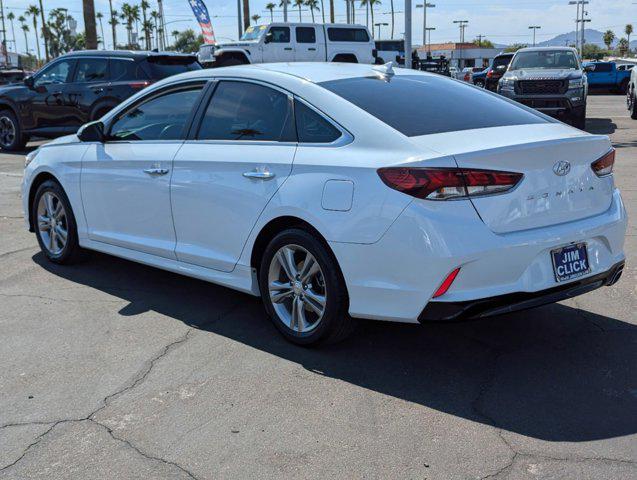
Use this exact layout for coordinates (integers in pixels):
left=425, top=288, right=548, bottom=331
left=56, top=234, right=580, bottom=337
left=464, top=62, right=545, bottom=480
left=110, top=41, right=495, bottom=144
left=37, top=192, right=68, bottom=255
left=0, top=115, right=15, bottom=148
left=267, top=244, right=327, bottom=334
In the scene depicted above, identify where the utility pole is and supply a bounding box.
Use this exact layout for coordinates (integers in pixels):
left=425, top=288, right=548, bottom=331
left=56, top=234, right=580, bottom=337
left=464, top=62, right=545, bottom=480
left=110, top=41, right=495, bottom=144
left=404, top=0, right=412, bottom=68
left=453, top=20, right=468, bottom=69
left=476, top=33, right=484, bottom=47
left=416, top=3, right=435, bottom=49
left=346, top=0, right=350, bottom=24
left=0, top=0, right=8, bottom=66
left=568, top=1, right=588, bottom=54
left=237, top=0, right=242, bottom=37
left=283, top=0, right=288, bottom=23
left=579, top=10, right=590, bottom=55
left=529, top=25, right=541, bottom=46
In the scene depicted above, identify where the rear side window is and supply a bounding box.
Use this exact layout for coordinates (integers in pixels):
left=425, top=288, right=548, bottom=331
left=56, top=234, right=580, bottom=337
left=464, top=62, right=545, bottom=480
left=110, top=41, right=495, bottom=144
left=109, top=86, right=203, bottom=141
left=320, top=74, right=549, bottom=137
left=295, top=100, right=341, bottom=143
left=198, top=81, right=294, bottom=142
left=110, top=59, right=148, bottom=81
left=296, top=27, right=316, bottom=43
left=74, top=58, right=109, bottom=82
left=328, top=28, right=370, bottom=42
left=141, top=57, right=201, bottom=80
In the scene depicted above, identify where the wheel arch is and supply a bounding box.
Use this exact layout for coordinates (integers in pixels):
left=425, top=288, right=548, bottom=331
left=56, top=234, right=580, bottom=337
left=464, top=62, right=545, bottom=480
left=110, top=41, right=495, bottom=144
left=0, top=100, right=18, bottom=118
left=214, top=50, right=251, bottom=66
left=330, top=53, right=359, bottom=63
left=89, top=100, right=118, bottom=121
left=27, top=171, right=60, bottom=231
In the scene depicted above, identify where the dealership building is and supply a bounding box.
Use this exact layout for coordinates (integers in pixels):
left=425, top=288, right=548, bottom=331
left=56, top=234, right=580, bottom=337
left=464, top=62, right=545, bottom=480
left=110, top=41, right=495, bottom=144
left=416, top=42, right=504, bottom=69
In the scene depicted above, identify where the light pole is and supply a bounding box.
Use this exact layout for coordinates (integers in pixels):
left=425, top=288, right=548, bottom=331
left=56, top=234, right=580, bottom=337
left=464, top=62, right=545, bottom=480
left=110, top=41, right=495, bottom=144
left=404, top=0, right=412, bottom=68
left=416, top=3, right=435, bottom=49
left=529, top=25, right=541, bottom=46
left=375, top=22, right=388, bottom=39
left=425, top=26, right=435, bottom=53
left=568, top=1, right=588, bottom=55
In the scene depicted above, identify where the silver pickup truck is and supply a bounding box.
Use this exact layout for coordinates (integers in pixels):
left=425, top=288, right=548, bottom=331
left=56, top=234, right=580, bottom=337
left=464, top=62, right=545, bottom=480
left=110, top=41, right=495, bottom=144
left=497, top=47, right=591, bottom=129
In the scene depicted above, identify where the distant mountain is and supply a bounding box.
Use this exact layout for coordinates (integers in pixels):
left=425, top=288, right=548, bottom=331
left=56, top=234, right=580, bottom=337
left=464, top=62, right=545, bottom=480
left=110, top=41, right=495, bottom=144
left=537, top=28, right=637, bottom=49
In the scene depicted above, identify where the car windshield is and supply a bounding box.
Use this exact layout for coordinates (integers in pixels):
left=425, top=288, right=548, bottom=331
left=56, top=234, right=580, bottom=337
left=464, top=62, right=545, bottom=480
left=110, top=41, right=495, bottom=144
left=319, top=74, right=548, bottom=137
left=240, top=25, right=267, bottom=41
left=510, top=50, right=579, bottom=70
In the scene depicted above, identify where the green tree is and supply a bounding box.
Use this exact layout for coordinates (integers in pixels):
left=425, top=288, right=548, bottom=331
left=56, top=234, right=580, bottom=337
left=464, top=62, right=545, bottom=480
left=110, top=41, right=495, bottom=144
left=305, top=0, right=319, bottom=22
left=504, top=43, right=527, bottom=53
left=618, top=38, right=629, bottom=56
left=626, top=24, right=633, bottom=55
left=251, top=14, right=261, bottom=24
left=473, top=37, right=494, bottom=48
left=368, top=0, right=381, bottom=38
left=603, top=30, right=615, bottom=50
left=141, top=0, right=151, bottom=49
left=26, top=5, right=41, bottom=61
left=173, top=29, right=204, bottom=53
left=96, top=12, right=105, bottom=48
left=266, top=2, right=276, bottom=22
left=582, top=43, right=605, bottom=60
left=293, top=0, right=304, bottom=21
left=108, top=0, right=117, bottom=48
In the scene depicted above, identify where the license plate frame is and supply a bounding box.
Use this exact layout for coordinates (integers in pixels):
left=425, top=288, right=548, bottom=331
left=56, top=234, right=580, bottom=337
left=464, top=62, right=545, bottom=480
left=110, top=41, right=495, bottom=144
left=551, top=242, right=590, bottom=283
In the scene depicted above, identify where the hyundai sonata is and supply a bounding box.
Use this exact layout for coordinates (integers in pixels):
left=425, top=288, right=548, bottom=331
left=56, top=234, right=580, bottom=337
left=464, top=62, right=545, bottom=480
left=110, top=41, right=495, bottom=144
left=22, top=63, right=627, bottom=345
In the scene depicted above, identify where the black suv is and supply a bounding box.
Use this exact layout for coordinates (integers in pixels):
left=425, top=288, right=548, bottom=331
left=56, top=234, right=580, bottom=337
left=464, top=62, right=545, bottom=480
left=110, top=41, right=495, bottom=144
left=0, top=50, right=200, bottom=150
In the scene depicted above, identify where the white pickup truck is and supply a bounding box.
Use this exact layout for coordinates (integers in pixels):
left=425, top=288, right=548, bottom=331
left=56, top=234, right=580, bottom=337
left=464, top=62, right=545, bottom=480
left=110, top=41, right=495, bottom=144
left=198, top=22, right=375, bottom=67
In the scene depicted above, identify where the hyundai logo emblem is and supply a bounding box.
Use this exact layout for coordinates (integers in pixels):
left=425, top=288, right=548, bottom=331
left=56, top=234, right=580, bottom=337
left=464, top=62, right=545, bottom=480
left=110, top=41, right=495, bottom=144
left=553, top=161, right=571, bottom=176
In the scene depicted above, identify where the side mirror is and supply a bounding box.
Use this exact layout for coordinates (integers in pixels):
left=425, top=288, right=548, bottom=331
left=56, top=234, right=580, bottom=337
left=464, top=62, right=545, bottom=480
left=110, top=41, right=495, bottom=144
left=77, top=121, right=105, bottom=143
left=24, top=76, right=34, bottom=89
left=584, top=64, right=595, bottom=73
left=264, top=32, right=273, bottom=44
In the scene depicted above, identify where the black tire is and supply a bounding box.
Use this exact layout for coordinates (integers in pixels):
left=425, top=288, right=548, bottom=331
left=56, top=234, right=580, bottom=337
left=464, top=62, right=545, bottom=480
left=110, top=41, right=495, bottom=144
left=258, top=228, right=356, bottom=346
left=32, top=180, right=86, bottom=265
left=475, top=79, right=485, bottom=88
left=569, top=105, right=586, bottom=130
left=619, top=79, right=629, bottom=95
left=0, top=109, right=28, bottom=151
left=217, top=57, right=245, bottom=67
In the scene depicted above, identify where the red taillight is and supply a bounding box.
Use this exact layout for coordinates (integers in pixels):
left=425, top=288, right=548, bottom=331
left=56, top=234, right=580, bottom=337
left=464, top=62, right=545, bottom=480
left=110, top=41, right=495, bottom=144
left=433, top=268, right=461, bottom=298
left=591, top=149, right=615, bottom=177
left=377, top=167, right=523, bottom=200
left=486, top=70, right=493, bottom=78
left=129, top=81, right=151, bottom=89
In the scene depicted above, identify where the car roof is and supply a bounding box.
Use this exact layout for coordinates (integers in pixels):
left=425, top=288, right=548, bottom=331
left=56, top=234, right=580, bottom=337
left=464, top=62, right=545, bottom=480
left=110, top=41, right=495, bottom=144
left=58, top=50, right=197, bottom=60
left=516, top=46, right=577, bottom=53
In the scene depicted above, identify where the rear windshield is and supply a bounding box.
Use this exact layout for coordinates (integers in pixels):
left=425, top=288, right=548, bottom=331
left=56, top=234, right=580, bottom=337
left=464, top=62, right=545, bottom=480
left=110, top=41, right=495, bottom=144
left=492, top=55, right=513, bottom=68
left=319, top=74, right=549, bottom=137
left=142, top=57, right=201, bottom=80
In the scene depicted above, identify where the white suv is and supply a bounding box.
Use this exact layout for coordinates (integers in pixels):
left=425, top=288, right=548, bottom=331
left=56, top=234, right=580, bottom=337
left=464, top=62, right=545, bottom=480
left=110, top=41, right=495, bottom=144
left=199, top=23, right=375, bottom=67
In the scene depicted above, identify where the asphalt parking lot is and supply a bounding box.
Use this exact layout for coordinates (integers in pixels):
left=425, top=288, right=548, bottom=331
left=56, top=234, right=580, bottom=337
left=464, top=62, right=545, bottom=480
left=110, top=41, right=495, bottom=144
left=0, top=94, right=635, bottom=480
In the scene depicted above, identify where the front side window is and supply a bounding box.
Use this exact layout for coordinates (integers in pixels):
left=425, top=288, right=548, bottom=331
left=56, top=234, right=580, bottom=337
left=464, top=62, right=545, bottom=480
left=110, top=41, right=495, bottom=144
left=74, top=58, right=109, bottom=82
left=34, top=60, right=75, bottom=87
left=268, top=27, right=290, bottom=43
left=327, top=28, right=370, bottom=42
left=198, top=81, right=294, bottom=142
left=296, top=27, right=316, bottom=44
left=109, top=86, right=203, bottom=141
left=320, top=74, right=549, bottom=137
left=510, top=50, right=579, bottom=71
left=295, top=100, right=341, bottom=143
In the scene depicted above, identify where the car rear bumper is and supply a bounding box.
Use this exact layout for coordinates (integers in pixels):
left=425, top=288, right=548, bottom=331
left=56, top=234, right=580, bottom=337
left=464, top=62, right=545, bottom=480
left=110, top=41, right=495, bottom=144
left=330, top=189, right=627, bottom=323
left=419, top=260, right=624, bottom=322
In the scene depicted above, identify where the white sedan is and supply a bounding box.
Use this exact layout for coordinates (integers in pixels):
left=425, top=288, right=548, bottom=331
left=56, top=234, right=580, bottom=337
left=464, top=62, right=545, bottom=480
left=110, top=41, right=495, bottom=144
left=22, top=63, right=627, bottom=345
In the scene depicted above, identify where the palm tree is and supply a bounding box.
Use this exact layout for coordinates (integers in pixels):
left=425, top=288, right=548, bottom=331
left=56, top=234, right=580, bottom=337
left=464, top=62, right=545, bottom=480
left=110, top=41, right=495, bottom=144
left=141, top=0, right=151, bottom=49
left=368, top=0, right=381, bottom=37
left=172, top=29, right=179, bottom=45
left=38, top=0, right=49, bottom=61
left=83, top=0, right=99, bottom=49
left=294, top=0, right=304, bottom=21
left=26, top=5, right=41, bottom=61
left=319, top=0, right=325, bottom=22
left=603, top=30, right=616, bottom=50
left=130, top=4, right=141, bottom=45
left=108, top=0, right=117, bottom=48
left=150, top=11, right=160, bottom=49
left=242, top=0, right=250, bottom=32
left=278, top=0, right=291, bottom=21
left=305, top=0, right=319, bottom=22
left=96, top=12, right=105, bottom=48
left=626, top=24, right=633, bottom=54
left=360, top=0, right=369, bottom=28
left=266, top=2, right=276, bottom=22
left=618, top=38, right=629, bottom=56
left=19, top=18, right=29, bottom=55
left=7, top=12, right=16, bottom=52
left=120, top=3, right=134, bottom=46
left=329, top=0, right=334, bottom=22
left=251, top=14, right=261, bottom=24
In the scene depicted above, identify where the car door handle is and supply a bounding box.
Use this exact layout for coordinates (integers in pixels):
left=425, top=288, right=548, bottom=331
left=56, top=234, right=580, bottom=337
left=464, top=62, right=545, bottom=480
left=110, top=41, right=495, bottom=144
left=284, top=47, right=293, bottom=51
left=243, top=170, right=275, bottom=180
left=308, top=48, right=316, bottom=51
left=143, top=168, right=169, bottom=175
left=91, top=87, right=104, bottom=94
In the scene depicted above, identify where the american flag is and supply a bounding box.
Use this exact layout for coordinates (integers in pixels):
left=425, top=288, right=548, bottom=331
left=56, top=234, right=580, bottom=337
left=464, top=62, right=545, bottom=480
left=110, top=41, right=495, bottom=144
left=188, top=0, right=216, bottom=44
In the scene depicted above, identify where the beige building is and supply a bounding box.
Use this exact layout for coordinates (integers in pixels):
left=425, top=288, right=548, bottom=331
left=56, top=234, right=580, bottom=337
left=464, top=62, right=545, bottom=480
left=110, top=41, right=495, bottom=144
left=417, top=42, right=503, bottom=69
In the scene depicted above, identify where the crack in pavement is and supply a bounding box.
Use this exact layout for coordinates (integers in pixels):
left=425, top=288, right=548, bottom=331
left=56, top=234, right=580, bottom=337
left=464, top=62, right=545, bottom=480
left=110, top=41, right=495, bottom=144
left=0, top=246, right=34, bottom=259
left=0, top=329, right=200, bottom=479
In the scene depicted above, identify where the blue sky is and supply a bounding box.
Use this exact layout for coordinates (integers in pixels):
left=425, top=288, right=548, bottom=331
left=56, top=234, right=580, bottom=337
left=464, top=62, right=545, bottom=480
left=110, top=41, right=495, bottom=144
left=4, top=0, right=636, bottom=54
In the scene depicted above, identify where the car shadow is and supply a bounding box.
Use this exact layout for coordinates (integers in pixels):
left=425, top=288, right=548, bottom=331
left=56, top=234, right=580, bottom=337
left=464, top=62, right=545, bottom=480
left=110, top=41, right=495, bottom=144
left=586, top=118, right=617, bottom=135
left=33, top=251, right=637, bottom=443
